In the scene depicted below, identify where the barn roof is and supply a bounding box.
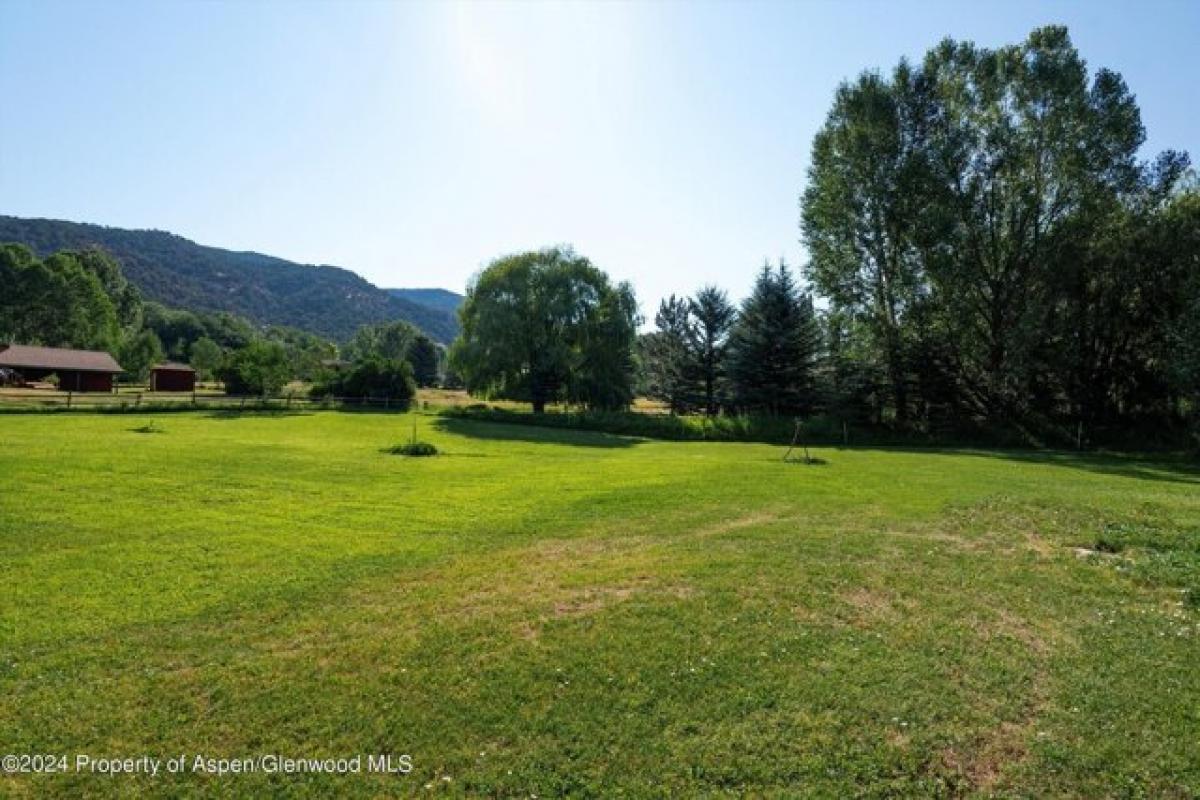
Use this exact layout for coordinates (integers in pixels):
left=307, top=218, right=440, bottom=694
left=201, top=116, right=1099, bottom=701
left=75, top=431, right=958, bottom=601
left=151, top=362, right=196, bottom=372
left=0, top=344, right=124, bottom=373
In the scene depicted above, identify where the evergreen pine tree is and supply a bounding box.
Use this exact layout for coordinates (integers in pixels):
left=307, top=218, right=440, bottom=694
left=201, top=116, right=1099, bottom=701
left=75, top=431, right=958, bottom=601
left=729, top=261, right=820, bottom=415
left=643, top=295, right=698, bottom=413
left=689, top=285, right=736, bottom=416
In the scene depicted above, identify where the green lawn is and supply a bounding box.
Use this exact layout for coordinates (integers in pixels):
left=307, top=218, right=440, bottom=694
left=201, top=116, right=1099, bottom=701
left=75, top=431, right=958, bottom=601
left=1, top=411, right=1198, bottom=797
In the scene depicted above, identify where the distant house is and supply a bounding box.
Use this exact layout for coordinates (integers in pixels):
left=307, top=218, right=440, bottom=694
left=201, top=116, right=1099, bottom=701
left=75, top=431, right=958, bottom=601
left=149, top=362, right=196, bottom=392
left=0, top=344, right=124, bottom=392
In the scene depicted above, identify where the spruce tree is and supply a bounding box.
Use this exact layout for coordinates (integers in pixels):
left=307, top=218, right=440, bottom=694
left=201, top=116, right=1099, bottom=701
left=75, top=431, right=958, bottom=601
left=643, top=295, right=698, bottom=413
left=689, top=285, right=736, bottom=416
left=729, top=261, right=820, bottom=416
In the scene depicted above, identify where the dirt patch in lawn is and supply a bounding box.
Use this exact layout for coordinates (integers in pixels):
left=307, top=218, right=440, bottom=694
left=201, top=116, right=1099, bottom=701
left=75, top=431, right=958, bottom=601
left=693, top=510, right=789, bottom=539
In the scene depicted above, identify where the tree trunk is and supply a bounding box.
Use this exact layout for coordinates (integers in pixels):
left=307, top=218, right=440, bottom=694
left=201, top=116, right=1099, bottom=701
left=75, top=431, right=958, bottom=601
left=882, top=324, right=907, bottom=425
left=892, top=365, right=908, bottom=425
left=705, top=367, right=716, bottom=417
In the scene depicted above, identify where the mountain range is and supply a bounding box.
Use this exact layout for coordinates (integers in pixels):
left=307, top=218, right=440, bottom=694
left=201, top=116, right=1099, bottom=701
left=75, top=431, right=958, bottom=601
left=0, top=216, right=463, bottom=343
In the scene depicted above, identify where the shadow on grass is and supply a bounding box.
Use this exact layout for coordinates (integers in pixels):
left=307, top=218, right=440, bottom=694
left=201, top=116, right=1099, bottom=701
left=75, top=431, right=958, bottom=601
left=875, top=446, right=1200, bottom=486
left=204, top=410, right=317, bottom=421
left=783, top=456, right=830, bottom=466
left=432, top=416, right=640, bottom=448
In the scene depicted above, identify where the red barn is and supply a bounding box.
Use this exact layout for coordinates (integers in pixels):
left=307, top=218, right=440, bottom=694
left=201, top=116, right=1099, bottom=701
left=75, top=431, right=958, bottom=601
left=149, top=362, right=196, bottom=392
left=0, top=344, right=124, bottom=392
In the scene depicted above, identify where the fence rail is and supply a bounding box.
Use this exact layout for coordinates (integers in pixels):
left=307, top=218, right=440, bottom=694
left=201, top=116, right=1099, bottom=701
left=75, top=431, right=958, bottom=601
left=0, top=390, right=415, bottom=412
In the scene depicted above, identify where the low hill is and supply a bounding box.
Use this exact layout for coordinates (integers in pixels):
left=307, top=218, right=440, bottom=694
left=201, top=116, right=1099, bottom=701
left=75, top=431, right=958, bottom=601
left=387, top=288, right=464, bottom=316
left=0, top=216, right=459, bottom=343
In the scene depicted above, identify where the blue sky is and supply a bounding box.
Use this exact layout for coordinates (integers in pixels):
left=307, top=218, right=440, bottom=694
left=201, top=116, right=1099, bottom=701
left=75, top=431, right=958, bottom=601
left=2, top=1, right=1196, bottom=317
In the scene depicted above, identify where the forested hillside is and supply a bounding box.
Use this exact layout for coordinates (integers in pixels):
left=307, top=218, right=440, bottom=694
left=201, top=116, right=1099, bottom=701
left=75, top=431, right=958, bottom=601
left=387, top=288, right=464, bottom=315
left=0, top=216, right=459, bottom=342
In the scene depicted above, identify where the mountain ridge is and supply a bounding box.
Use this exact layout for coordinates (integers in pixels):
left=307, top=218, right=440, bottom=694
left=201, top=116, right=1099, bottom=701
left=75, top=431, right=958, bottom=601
left=0, top=215, right=460, bottom=343
left=386, top=288, right=464, bottom=315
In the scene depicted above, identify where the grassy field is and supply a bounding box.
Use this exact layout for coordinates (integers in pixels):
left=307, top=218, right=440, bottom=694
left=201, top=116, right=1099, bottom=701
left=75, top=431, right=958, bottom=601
left=1, top=411, right=1198, bottom=797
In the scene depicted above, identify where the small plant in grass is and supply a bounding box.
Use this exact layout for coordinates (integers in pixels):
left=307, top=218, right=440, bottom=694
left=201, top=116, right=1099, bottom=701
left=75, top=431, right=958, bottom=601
left=131, top=421, right=163, bottom=434
left=389, top=418, right=438, bottom=456
left=391, top=441, right=438, bottom=457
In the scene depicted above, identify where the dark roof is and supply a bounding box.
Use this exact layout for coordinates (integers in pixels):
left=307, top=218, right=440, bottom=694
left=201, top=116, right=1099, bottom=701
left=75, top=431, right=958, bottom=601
left=0, top=344, right=124, bottom=373
left=151, top=362, right=196, bottom=372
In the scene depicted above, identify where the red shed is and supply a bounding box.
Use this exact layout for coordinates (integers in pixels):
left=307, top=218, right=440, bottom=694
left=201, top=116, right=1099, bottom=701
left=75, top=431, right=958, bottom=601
left=149, top=362, right=196, bottom=392
left=0, top=344, right=123, bottom=392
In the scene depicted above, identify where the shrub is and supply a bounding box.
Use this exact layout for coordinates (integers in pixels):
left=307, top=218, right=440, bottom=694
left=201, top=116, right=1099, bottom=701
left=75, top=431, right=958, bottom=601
left=220, top=341, right=291, bottom=396
left=389, top=441, right=438, bottom=457
left=311, top=358, right=416, bottom=407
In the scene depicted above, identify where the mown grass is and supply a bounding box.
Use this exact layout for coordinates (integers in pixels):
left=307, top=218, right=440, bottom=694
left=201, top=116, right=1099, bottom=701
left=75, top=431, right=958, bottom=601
left=1, top=411, right=1198, bottom=797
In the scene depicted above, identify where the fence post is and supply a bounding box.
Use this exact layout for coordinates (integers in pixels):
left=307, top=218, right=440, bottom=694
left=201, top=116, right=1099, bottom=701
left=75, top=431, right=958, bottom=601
left=385, top=395, right=389, bottom=411
left=67, top=391, right=72, bottom=409
left=192, top=388, right=197, bottom=406
left=135, top=393, right=141, bottom=408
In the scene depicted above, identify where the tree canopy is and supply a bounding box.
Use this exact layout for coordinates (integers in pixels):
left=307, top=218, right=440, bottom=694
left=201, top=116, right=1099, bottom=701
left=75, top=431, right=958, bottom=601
left=801, top=25, right=1197, bottom=438
left=450, top=247, right=639, bottom=413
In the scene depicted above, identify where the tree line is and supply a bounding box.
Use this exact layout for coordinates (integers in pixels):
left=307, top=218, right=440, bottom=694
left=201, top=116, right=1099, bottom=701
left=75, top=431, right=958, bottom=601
left=4, top=27, right=1197, bottom=443
left=0, top=243, right=442, bottom=402
left=450, top=27, right=1199, bottom=446
left=797, top=25, right=1199, bottom=444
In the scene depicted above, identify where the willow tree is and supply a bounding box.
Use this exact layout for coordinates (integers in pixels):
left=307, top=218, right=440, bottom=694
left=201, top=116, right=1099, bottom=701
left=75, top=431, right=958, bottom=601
left=449, top=247, right=639, bottom=413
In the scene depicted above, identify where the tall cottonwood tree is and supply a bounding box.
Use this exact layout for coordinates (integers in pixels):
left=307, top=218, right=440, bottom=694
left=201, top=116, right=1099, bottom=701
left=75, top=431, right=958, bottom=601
left=802, top=25, right=1190, bottom=430
left=920, top=27, right=1147, bottom=419
left=803, top=66, right=932, bottom=423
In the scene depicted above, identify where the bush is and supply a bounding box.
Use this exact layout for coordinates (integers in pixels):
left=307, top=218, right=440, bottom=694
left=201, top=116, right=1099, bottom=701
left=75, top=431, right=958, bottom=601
left=311, top=358, right=416, bottom=407
left=220, top=341, right=291, bottom=396
left=388, top=441, right=438, bottom=457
